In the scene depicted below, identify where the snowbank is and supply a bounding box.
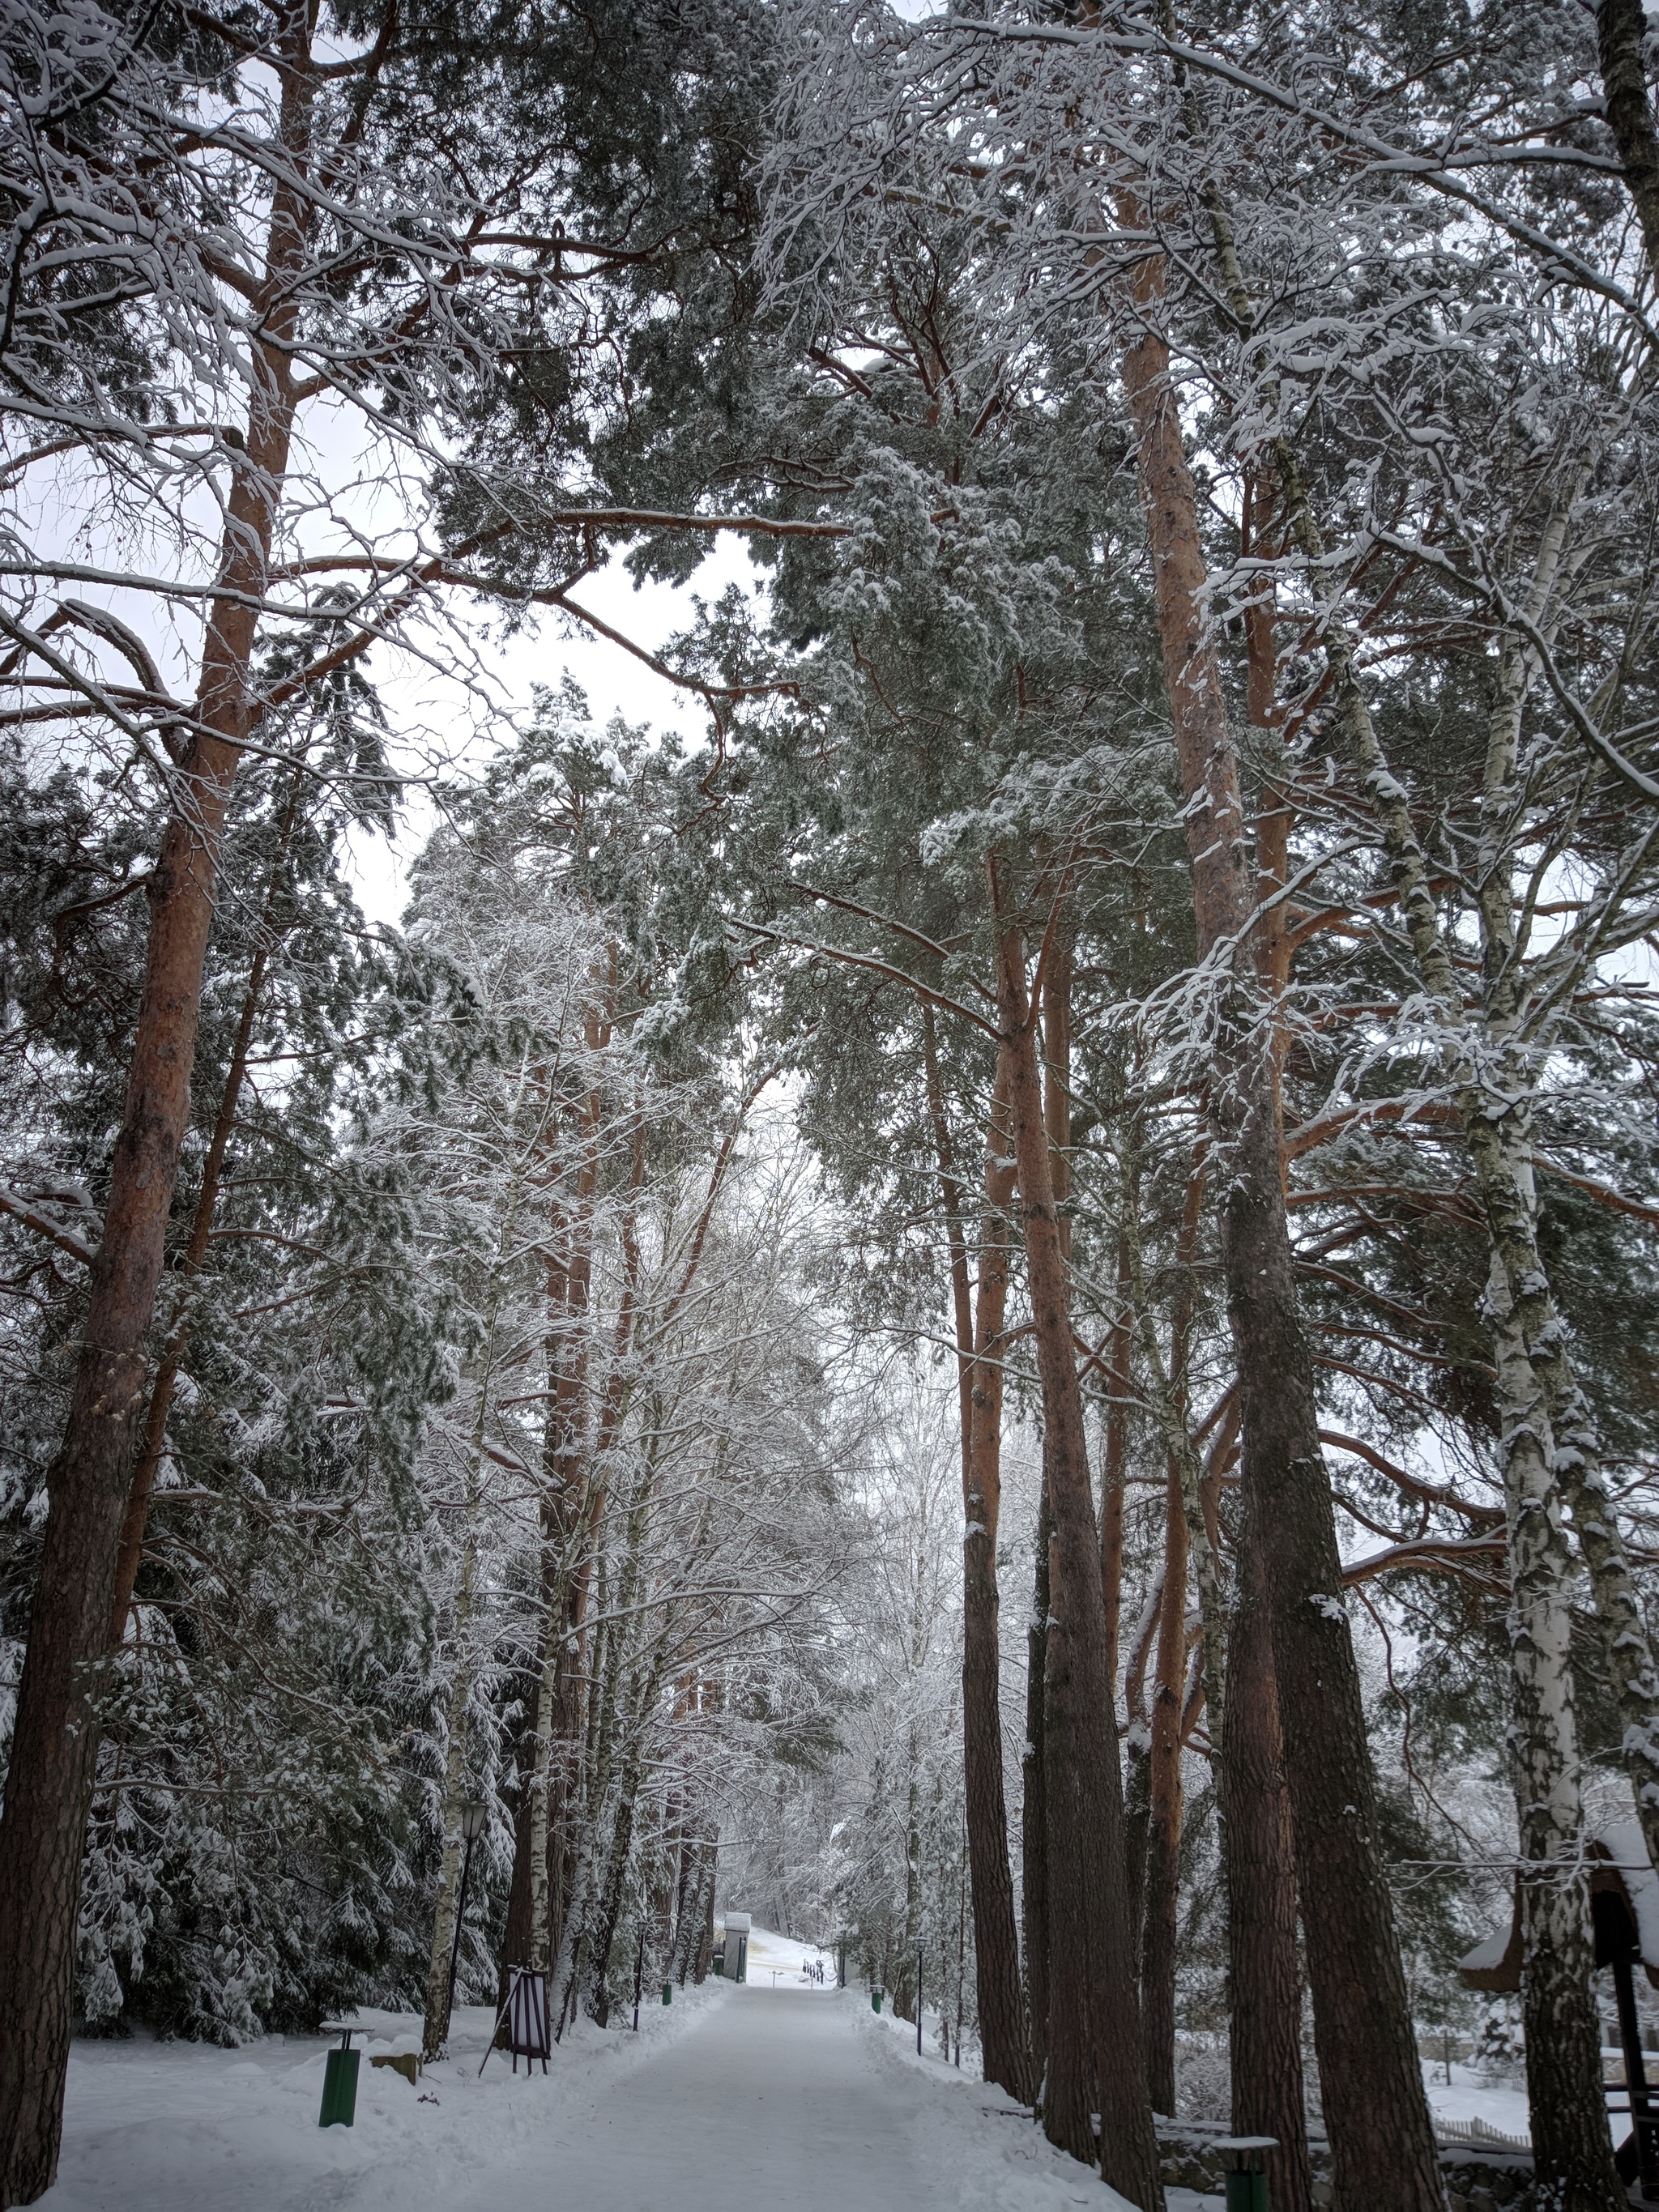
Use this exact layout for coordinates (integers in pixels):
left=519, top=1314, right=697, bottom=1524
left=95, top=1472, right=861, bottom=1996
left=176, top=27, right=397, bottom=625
left=45, top=1980, right=733, bottom=2211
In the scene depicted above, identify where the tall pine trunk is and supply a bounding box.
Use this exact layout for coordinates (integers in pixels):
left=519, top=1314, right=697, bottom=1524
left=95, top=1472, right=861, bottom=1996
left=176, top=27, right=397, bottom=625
left=1023, top=1460, right=1052, bottom=2091
left=1597, top=0, right=1659, bottom=284
left=922, top=1011, right=1030, bottom=2097
left=993, top=898, right=1161, bottom=2210
left=108, top=769, right=305, bottom=1643
left=1117, top=301, right=1442, bottom=2211
left=420, top=1528, right=480, bottom=2061
left=1223, top=1500, right=1311, bottom=2212
left=1141, top=1458, right=1188, bottom=2116
left=0, top=35, right=313, bottom=2191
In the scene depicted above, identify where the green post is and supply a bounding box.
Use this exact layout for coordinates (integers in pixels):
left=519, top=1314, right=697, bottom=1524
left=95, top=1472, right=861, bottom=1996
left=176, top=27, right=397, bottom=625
left=1224, top=2172, right=1268, bottom=2212
left=319, top=2044, right=360, bottom=2128
left=663, top=1981, right=672, bottom=2005
left=1220, top=2137, right=1273, bottom=2212
left=872, top=1989, right=882, bottom=2014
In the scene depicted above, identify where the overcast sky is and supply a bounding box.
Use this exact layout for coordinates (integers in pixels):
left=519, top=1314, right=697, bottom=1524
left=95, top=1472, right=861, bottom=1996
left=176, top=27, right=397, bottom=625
left=343, top=535, right=761, bottom=927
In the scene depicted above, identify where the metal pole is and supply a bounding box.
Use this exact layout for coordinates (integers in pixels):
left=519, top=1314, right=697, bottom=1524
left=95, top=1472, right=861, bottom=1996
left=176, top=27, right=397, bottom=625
left=446, top=1830, right=476, bottom=2023
left=1613, top=1947, right=1659, bottom=2199
left=916, top=1945, right=923, bottom=2056
left=633, top=1926, right=645, bottom=2032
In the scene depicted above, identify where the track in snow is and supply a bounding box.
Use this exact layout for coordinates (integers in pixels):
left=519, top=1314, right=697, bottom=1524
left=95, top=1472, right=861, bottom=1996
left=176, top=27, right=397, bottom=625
left=45, top=1965, right=1147, bottom=2211
left=465, top=1987, right=950, bottom=2212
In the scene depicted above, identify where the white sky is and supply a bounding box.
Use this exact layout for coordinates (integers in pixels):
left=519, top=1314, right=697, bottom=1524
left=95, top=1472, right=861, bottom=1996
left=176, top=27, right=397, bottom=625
left=7, top=385, right=761, bottom=934
left=342, top=537, right=761, bottom=927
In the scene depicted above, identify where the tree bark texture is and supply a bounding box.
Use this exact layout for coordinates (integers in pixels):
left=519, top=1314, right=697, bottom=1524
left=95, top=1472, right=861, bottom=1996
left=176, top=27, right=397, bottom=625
left=0, top=37, right=312, bottom=2193
left=923, top=1013, right=1030, bottom=2099
left=1099, top=1232, right=1132, bottom=1690
left=671, top=1829, right=718, bottom=1984
left=1222, top=1498, right=1312, bottom=2212
left=994, top=906, right=1161, bottom=2210
left=1121, top=1570, right=1160, bottom=1990
left=895, top=1733, right=924, bottom=2024
left=1597, top=0, right=1659, bottom=288
left=1489, top=1273, right=1625, bottom=2208
left=1141, top=1457, right=1188, bottom=2118
left=1023, top=1454, right=1051, bottom=2090
left=108, top=769, right=305, bottom=1644
left=420, top=1529, right=478, bottom=2061
left=525, top=1039, right=609, bottom=1979
left=1118, top=312, right=1443, bottom=2212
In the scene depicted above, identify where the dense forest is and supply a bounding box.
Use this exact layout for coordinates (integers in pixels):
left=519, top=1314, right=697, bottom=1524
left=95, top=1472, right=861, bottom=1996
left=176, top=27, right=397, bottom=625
left=2, top=0, right=1658, bottom=2206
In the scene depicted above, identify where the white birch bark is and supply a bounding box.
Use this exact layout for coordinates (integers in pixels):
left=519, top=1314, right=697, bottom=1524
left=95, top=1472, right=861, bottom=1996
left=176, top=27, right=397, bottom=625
left=1253, top=426, right=1624, bottom=2196
left=1471, top=616, right=1659, bottom=1880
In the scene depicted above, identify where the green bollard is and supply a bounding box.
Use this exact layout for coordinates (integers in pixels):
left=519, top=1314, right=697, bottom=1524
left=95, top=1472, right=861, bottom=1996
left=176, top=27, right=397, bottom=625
left=1224, top=2172, right=1268, bottom=2212
left=872, top=1990, right=882, bottom=2014
left=319, top=2046, right=360, bottom=2127
left=1220, top=2137, right=1273, bottom=2212
left=663, top=1981, right=672, bottom=2005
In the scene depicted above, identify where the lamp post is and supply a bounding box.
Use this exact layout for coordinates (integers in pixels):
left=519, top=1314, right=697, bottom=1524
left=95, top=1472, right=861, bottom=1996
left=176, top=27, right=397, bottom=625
left=446, top=1798, right=488, bottom=2022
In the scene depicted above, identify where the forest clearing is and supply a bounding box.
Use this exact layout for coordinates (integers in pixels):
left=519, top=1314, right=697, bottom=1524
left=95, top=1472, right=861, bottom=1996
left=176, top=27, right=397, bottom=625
left=2, top=0, right=1658, bottom=2206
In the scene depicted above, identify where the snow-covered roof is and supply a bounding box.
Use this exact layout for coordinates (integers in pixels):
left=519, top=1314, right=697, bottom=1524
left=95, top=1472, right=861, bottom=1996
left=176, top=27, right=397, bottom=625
left=1590, top=1821, right=1659, bottom=1981
left=1457, top=1825, right=1659, bottom=1993
left=1456, top=1924, right=1516, bottom=1986
left=1456, top=1894, right=1522, bottom=1993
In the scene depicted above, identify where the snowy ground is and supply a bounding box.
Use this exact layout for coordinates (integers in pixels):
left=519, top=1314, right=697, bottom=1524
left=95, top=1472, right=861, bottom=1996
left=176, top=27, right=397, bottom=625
left=44, top=1934, right=1572, bottom=2211
left=1422, top=2062, right=1533, bottom=2146
left=45, top=1978, right=733, bottom=2212
left=41, top=1931, right=1194, bottom=2212
left=740, top=1922, right=837, bottom=1988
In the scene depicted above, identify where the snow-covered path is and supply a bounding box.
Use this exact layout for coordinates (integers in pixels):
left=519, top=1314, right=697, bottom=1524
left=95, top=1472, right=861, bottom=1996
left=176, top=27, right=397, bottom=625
left=44, top=1963, right=1145, bottom=2212
left=458, top=1987, right=949, bottom=2212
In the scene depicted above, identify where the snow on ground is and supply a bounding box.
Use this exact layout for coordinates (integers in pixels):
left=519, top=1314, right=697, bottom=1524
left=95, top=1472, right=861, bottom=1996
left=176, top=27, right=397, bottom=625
left=739, top=1920, right=836, bottom=1987
left=1424, top=2052, right=1557, bottom=2141
left=39, top=1924, right=1219, bottom=2212
left=43, top=1932, right=1584, bottom=2212
left=853, top=1968, right=1209, bottom=2212
left=45, top=1979, right=735, bottom=2212
left=1422, top=2061, right=1534, bottom=2147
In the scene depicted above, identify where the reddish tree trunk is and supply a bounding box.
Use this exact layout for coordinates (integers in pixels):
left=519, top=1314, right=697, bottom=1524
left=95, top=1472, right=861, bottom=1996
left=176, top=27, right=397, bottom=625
left=993, top=897, right=1161, bottom=2209
left=1142, top=1457, right=1188, bottom=2116
left=1224, top=472, right=1313, bottom=2210
left=1118, top=305, right=1441, bottom=2212
left=107, top=771, right=305, bottom=1643
left=1223, top=1498, right=1313, bottom=2212
left=1023, top=1457, right=1052, bottom=2090
left=923, top=1010, right=1029, bottom=2099
left=0, top=53, right=310, bottom=2187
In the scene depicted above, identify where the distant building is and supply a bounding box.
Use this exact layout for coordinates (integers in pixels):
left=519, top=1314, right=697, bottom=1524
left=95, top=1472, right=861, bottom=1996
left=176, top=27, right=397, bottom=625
left=718, top=1912, right=750, bottom=1983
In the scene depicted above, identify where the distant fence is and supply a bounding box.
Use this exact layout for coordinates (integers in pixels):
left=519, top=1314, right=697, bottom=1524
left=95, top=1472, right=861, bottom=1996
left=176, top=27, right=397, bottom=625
left=1435, top=2115, right=1532, bottom=2154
